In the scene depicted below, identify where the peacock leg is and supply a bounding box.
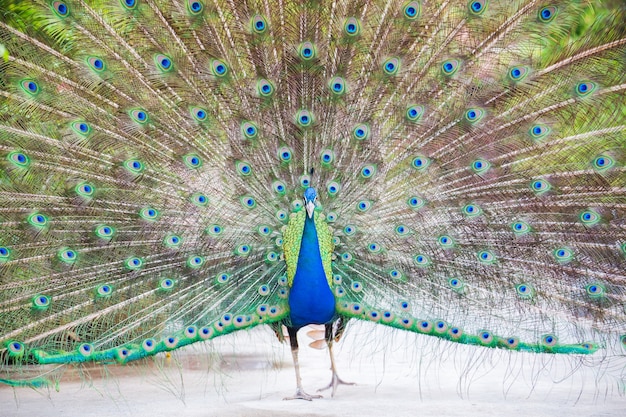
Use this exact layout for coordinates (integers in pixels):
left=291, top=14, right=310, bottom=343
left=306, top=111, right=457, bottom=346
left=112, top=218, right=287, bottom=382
left=318, top=322, right=355, bottom=396
left=283, top=326, right=323, bottom=401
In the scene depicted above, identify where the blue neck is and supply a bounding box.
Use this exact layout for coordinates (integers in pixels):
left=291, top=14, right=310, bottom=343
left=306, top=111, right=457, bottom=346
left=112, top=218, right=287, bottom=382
left=288, top=213, right=336, bottom=329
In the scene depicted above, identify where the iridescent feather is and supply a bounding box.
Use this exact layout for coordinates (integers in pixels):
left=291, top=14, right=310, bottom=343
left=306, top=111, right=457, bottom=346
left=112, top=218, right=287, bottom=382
left=0, top=0, right=625, bottom=400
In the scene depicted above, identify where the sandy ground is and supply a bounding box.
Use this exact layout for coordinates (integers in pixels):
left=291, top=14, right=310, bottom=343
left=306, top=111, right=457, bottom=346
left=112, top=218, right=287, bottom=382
left=1, top=323, right=625, bottom=416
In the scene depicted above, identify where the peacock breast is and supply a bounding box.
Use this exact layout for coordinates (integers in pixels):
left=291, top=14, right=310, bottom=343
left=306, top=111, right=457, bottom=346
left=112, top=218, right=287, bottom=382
left=283, top=210, right=336, bottom=328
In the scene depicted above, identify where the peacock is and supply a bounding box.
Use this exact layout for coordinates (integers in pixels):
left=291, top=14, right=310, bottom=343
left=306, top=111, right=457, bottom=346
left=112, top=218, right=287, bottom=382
left=0, top=0, right=625, bottom=402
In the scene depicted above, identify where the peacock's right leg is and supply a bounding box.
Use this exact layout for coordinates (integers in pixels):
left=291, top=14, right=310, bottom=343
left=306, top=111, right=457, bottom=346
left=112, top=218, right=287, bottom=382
left=283, top=326, right=323, bottom=401
left=317, top=321, right=355, bottom=396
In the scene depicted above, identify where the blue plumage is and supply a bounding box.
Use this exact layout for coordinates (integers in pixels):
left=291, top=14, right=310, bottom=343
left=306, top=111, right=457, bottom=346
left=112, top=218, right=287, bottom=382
left=288, top=212, right=336, bottom=329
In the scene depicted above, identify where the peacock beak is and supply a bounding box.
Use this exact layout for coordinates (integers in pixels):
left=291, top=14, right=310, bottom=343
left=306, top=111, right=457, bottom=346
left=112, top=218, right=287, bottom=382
left=305, top=200, right=315, bottom=218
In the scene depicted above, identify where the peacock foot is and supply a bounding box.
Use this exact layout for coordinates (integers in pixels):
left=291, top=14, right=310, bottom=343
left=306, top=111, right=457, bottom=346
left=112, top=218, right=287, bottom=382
left=317, top=373, right=355, bottom=397
left=283, top=387, right=323, bottom=401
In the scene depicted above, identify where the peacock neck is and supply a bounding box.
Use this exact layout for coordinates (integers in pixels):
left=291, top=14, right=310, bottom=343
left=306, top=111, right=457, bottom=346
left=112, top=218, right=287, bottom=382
left=287, top=212, right=336, bottom=329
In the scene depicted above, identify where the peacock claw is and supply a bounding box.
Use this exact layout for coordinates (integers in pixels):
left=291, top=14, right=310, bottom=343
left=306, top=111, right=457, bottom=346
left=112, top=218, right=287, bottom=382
left=283, top=388, right=323, bottom=401
left=318, top=373, right=356, bottom=397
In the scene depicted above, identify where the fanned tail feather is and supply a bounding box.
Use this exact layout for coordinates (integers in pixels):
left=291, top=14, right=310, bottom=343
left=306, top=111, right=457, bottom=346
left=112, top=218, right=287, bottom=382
left=0, top=0, right=625, bottom=391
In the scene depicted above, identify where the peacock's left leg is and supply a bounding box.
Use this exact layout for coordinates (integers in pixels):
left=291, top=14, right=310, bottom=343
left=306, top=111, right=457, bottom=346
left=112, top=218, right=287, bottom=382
left=283, top=326, right=323, bottom=401
left=317, top=321, right=355, bottom=396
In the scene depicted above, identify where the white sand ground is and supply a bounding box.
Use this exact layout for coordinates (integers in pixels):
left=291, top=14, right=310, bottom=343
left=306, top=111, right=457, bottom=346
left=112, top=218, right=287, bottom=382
left=1, top=322, right=624, bottom=416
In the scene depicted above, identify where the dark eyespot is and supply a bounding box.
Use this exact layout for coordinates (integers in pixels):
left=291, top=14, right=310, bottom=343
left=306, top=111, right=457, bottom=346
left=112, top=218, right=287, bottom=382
left=469, top=0, right=487, bottom=16
left=211, top=59, right=228, bottom=76
left=529, top=123, right=551, bottom=140
left=575, top=81, right=596, bottom=97
left=539, top=6, right=557, bottom=23
left=403, top=2, right=420, bottom=20
left=299, top=42, right=316, bottom=60
left=251, top=15, right=267, bottom=33
left=344, top=17, right=361, bottom=36
left=508, top=65, right=529, bottom=82
left=52, top=1, right=69, bottom=17
left=442, top=59, right=460, bottom=76
left=383, top=58, right=400, bottom=75
left=155, top=54, right=173, bottom=72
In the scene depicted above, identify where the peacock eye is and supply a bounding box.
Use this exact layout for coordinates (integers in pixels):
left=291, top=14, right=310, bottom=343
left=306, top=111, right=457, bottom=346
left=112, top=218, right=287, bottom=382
left=125, top=257, right=143, bottom=270
left=163, top=234, right=183, bottom=248
left=531, top=179, right=551, bottom=194
left=8, top=151, right=31, bottom=168
left=251, top=14, right=267, bottom=33
left=123, top=159, right=144, bottom=174
left=579, top=209, right=601, bottom=226
left=190, top=106, right=207, bottom=122
left=28, top=213, right=49, bottom=227
left=575, top=81, right=596, bottom=97
left=441, top=59, right=460, bottom=76
left=241, top=121, right=258, bottom=139
left=130, top=109, right=148, bottom=124
left=465, top=108, right=485, bottom=123
left=438, top=235, right=454, bottom=248
left=58, top=248, right=78, bottom=264
left=538, top=6, right=557, bottom=23
left=329, top=76, right=346, bottom=95
left=321, top=149, right=335, bottom=164
left=352, top=124, right=370, bottom=140
left=529, top=123, right=551, bottom=141
left=241, top=196, right=256, bottom=209
left=553, top=247, right=573, bottom=263
left=71, top=121, right=92, bottom=136
left=382, top=57, right=400, bottom=75
left=407, top=196, right=426, bottom=210
left=52, top=1, right=69, bottom=17
left=236, top=244, right=251, bottom=256
left=406, top=105, right=423, bottom=122
left=0, top=246, right=10, bottom=261
left=155, top=54, right=173, bottom=72
left=235, top=160, right=252, bottom=176
left=327, top=181, right=341, bottom=196
left=187, top=255, right=204, bottom=268
left=21, top=79, right=39, bottom=95
left=471, top=159, right=490, bottom=173
left=477, top=250, right=496, bottom=264
left=277, top=146, right=293, bottom=162
left=75, top=182, right=95, bottom=198
left=299, top=42, right=316, bottom=60
left=32, top=294, right=51, bottom=309
left=462, top=203, right=482, bottom=217
left=296, top=109, right=313, bottom=127
left=187, top=0, right=203, bottom=14
left=403, top=1, right=420, bottom=20
left=469, top=0, right=487, bottom=16
left=541, top=334, right=558, bottom=347
left=121, top=0, right=137, bottom=10
left=411, top=155, right=431, bottom=171
left=508, top=65, right=529, bottom=82
left=414, top=254, right=431, bottom=267
left=183, top=154, right=202, bottom=169
left=592, top=154, right=615, bottom=172
left=512, top=221, right=531, bottom=235
left=585, top=283, right=606, bottom=299
left=299, top=175, right=311, bottom=188
left=211, top=59, right=228, bottom=76
left=344, top=17, right=361, bottom=36
left=139, top=207, right=159, bottom=220
left=257, top=79, right=274, bottom=96
left=274, top=182, right=285, bottom=194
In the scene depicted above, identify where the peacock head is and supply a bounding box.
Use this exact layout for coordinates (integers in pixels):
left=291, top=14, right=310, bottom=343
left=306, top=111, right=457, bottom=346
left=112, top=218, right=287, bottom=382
left=304, top=187, right=317, bottom=218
